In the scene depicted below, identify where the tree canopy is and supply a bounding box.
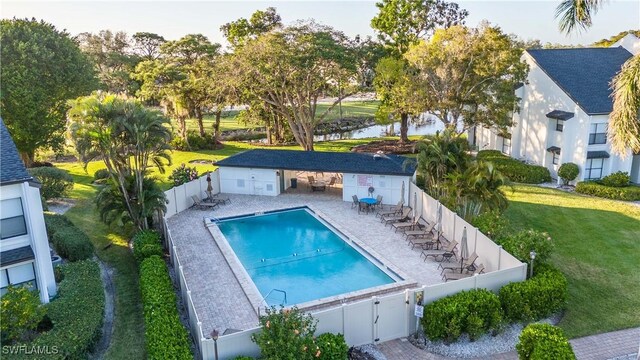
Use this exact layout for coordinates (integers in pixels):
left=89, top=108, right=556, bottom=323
left=132, top=32, right=166, bottom=60
left=220, top=7, right=282, bottom=49
left=0, top=18, right=97, bottom=165
left=230, top=22, right=358, bottom=150
left=404, top=24, right=528, bottom=132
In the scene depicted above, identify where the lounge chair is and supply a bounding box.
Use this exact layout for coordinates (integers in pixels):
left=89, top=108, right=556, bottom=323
left=444, top=264, right=485, bottom=282
left=351, top=195, right=359, bottom=209
left=420, top=240, right=458, bottom=262
left=374, top=195, right=383, bottom=209
left=392, top=216, right=425, bottom=233
left=191, top=195, right=219, bottom=210
left=307, top=175, right=315, bottom=189
left=328, top=177, right=337, bottom=188
left=407, top=223, right=437, bottom=249
left=381, top=207, right=412, bottom=225
left=376, top=201, right=402, bottom=218
left=438, top=252, right=478, bottom=275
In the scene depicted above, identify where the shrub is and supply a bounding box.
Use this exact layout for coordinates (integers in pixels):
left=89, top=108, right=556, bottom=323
left=170, top=136, right=189, bottom=151
left=252, top=306, right=319, bottom=360
left=477, top=150, right=551, bottom=184
left=132, top=230, right=163, bottom=263
left=600, top=171, right=630, bottom=187
left=30, top=161, right=53, bottom=168
left=557, top=163, right=579, bottom=185
left=516, top=324, right=575, bottom=360
left=575, top=181, right=640, bottom=201
left=44, top=213, right=93, bottom=261
left=1, top=286, right=46, bottom=343
left=316, top=333, right=349, bottom=360
left=187, top=131, right=217, bottom=150
left=6, top=261, right=105, bottom=359
left=233, top=357, right=254, bottom=360
left=27, top=167, right=74, bottom=200
left=471, top=210, right=512, bottom=241
left=422, top=289, right=503, bottom=343
left=499, top=264, right=568, bottom=322
left=93, top=169, right=110, bottom=182
left=498, top=229, right=553, bottom=267
left=169, top=164, right=199, bottom=187
left=140, top=256, right=192, bottom=360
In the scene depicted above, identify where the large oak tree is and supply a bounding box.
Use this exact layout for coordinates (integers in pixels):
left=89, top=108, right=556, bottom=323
left=230, top=22, right=358, bottom=151
left=0, top=18, right=97, bottom=165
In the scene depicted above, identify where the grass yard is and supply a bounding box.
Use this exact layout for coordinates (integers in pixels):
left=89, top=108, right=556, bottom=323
left=179, top=100, right=380, bottom=135
left=505, top=185, right=640, bottom=338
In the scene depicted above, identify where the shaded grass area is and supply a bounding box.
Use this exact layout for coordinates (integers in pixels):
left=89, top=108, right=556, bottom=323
left=504, top=185, right=640, bottom=338
left=178, top=100, right=380, bottom=134
left=60, top=181, right=145, bottom=359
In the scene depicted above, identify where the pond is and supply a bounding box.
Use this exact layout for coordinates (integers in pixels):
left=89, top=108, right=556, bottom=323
left=314, top=114, right=446, bottom=141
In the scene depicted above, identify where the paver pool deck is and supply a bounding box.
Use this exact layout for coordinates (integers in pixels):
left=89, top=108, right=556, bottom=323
left=166, top=191, right=444, bottom=336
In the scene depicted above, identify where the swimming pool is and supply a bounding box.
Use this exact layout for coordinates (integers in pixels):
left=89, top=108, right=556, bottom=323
left=216, top=208, right=397, bottom=306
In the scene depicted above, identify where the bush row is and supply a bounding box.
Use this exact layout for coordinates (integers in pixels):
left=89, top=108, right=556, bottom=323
left=44, top=213, right=93, bottom=262
left=422, top=289, right=503, bottom=343
left=6, top=260, right=105, bottom=360
left=499, top=264, right=568, bottom=322
left=517, top=323, right=575, bottom=359
left=477, top=150, right=551, bottom=184
left=27, top=167, right=74, bottom=200
left=139, top=255, right=192, bottom=360
left=132, top=230, right=163, bottom=263
left=575, top=181, right=640, bottom=201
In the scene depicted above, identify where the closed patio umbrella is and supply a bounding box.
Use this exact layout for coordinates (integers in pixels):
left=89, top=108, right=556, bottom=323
left=460, top=227, right=469, bottom=273
left=436, top=203, right=443, bottom=249
left=206, top=172, right=213, bottom=197
left=413, top=192, right=418, bottom=224
left=401, top=181, right=405, bottom=205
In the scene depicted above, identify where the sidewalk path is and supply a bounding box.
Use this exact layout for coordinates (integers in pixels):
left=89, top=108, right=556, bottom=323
left=378, top=327, right=640, bottom=360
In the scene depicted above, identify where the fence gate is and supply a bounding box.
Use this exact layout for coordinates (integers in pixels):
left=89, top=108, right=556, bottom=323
left=373, top=292, right=409, bottom=343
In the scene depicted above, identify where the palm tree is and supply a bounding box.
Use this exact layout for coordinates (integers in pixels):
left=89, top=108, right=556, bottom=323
left=96, top=176, right=167, bottom=229
left=68, top=93, right=172, bottom=230
left=556, top=1, right=640, bottom=157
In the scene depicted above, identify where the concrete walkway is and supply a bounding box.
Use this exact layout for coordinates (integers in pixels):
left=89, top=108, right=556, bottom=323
left=378, top=327, right=640, bottom=360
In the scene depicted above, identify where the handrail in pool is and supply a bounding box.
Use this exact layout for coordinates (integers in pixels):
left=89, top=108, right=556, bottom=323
left=262, top=288, right=288, bottom=306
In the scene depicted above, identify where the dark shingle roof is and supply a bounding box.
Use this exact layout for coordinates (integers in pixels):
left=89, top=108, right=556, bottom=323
left=215, top=149, right=416, bottom=176
left=526, top=47, right=633, bottom=114
left=587, top=151, right=610, bottom=159
left=0, top=119, right=32, bottom=185
left=0, top=246, right=35, bottom=267
left=546, top=110, right=574, bottom=121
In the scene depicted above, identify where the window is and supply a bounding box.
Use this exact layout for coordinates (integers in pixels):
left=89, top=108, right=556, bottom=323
left=589, top=123, right=607, bottom=145
left=552, top=151, right=560, bottom=165
left=0, top=262, right=37, bottom=296
left=555, top=119, right=564, bottom=132
left=236, top=179, right=245, bottom=188
left=585, top=158, right=604, bottom=179
left=502, top=137, right=511, bottom=155
left=1, top=198, right=27, bottom=240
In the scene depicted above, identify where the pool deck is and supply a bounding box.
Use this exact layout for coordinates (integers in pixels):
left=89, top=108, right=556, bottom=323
left=166, top=191, right=444, bottom=336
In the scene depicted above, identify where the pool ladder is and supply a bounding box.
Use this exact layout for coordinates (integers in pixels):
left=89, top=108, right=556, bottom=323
left=259, top=288, right=288, bottom=310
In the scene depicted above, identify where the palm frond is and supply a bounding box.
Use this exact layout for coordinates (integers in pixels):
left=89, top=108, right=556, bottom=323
left=609, top=54, right=640, bottom=157
left=555, top=0, right=603, bottom=34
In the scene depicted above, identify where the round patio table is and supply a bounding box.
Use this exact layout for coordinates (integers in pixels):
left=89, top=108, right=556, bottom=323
left=360, top=198, right=377, bottom=205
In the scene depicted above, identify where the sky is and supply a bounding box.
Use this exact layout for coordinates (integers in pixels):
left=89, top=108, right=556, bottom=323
left=2, top=0, right=639, bottom=48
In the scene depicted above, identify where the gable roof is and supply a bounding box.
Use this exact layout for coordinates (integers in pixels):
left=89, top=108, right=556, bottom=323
left=215, top=149, right=416, bottom=176
left=0, top=119, right=32, bottom=185
left=526, top=47, right=633, bottom=115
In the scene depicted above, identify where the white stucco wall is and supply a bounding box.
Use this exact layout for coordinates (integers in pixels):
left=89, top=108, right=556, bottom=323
left=219, top=167, right=280, bottom=196
left=0, top=182, right=56, bottom=302
left=342, top=173, right=411, bottom=205
left=612, top=33, right=640, bottom=55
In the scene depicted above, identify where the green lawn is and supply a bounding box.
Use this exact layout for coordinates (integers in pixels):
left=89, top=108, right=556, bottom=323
left=505, top=185, right=640, bottom=338
left=178, top=100, right=380, bottom=135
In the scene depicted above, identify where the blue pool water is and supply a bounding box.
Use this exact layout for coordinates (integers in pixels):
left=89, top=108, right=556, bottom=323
left=217, top=208, right=396, bottom=306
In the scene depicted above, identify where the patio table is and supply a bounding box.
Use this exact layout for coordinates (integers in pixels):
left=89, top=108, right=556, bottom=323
left=360, top=198, right=377, bottom=205
left=311, top=181, right=327, bottom=192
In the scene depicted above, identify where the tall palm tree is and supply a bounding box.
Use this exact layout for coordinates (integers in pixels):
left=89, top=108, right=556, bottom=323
left=556, top=1, right=640, bottom=157
left=68, top=93, right=172, bottom=230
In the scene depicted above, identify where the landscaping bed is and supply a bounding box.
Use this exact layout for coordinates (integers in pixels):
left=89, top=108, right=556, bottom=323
left=351, top=139, right=417, bottom=154
left=477, top=150, right=551, bottom=184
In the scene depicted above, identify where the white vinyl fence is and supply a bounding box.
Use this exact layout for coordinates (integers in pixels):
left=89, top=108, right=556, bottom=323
left=161, top=176, right=527, bottom=360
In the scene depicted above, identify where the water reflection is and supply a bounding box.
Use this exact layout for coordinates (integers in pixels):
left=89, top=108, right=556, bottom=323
left=314, top=114, right=445, bottom=141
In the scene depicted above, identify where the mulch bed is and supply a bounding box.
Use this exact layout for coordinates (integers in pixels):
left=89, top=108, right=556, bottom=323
left=351, top=140, right=418, bottom=155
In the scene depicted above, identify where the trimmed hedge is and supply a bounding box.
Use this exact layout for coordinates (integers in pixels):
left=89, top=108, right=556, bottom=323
left=27, top=167, right=74, bottom=200
left=6, top=260, right=105, bottom=359
left=44, top=213, right=93, bottom=262
left=500, top=264, right=568, bottom=322
left=517, top=324, right=575, bottom=360
left=601, top=171, right=630, bottom=187
left=140, top=256, right=192, bottom=360
left=422, top=289, right=503, bottom=342
left=316, top=333, right=349, bottom=360
left=557, top=163, right=579, bottom=185
left=575, top=181, right=640, bottom=201
left=477, top=150, right=551, bottom=184
left=132, top=230, right=163, bottom=263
